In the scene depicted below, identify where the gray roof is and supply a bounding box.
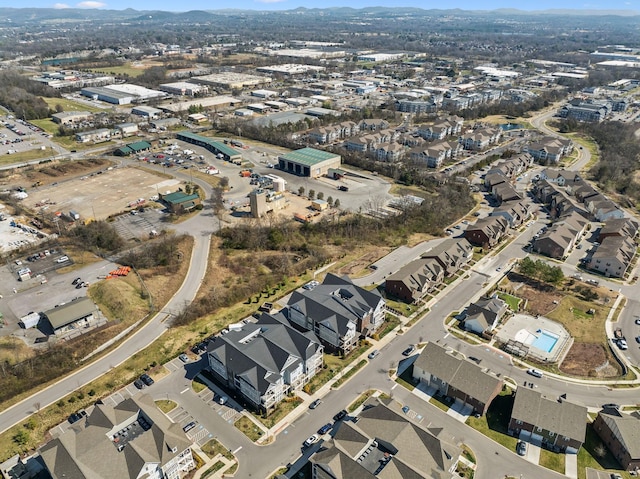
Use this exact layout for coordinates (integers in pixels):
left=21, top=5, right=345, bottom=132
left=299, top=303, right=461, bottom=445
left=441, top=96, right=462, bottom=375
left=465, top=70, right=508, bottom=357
left=511, top=387, right=587, bottom=442
left=207, top=312, right=322, bottom=395
left=421, top=238, right=472, bottom=272
left=39, top=394, right=191, bottom=479
left=287, top=273, right=384, bottom=336
left=314, top=399, right=456, bottom=479
left=43, top=297, right=96, bottom=330
left=414, top=342, right=503, bottom=405
left=386, top=258, right=442, bottom=295
left=597, top=409, right=640, bottom=459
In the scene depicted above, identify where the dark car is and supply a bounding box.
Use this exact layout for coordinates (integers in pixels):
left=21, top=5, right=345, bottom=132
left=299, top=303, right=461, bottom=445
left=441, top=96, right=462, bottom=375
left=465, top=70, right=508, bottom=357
left=402, top=345, right=416, bottom=356
left=318, top=423, right=333, bottom=435
left=309, top=399, right=321, bottom=410
left=468, top=356, right=481, bottom=364
left=517, top=441, right=527, bottom=456
left=68, top=412, right=83, bottom=424
left=183, top=421, right=196, bottom=433
left=134, top=379, right=146, bottom=389
left=140, top=374, right=154, bottom=386
left=602, top=403, right=620, bottom=410
left=72, top=277, right=82, bottom=285
left=75, top=282, right=84, bottom=289
left=333, top=410, right=348, bottom=422
left=338, top=185, right=349, bottom=192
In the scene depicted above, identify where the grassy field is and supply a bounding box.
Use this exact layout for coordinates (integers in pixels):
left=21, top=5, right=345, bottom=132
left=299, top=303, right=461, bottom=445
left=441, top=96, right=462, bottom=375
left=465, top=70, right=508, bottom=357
left=192, top=376, right=207, bottom=393
left=0, top=337, right=35, bottom=366
left=255, top=396, right=303, bottom=429
left=0, top=148, right=52, bottom=167
left=40, top=97, right=105, bottom=113
left=546, top=295, right=611, bottom=344
left=89, top=64, right=148, bottom=77
left=578, top=424, right=626, bottom=479
left=201, top=438, right=235, bottom=460
left=29, top=118, right=113, bottom=151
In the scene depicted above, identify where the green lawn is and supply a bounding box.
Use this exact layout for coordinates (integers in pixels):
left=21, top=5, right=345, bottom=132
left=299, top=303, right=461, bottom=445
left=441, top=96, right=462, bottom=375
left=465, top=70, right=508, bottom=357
left=0, top=149, right=52, bottom=167
left=234, top=416, right=264, bottom=442
left=497, top=292, right=522, bottom=311
left=333, top=360, right=367, bottom=388
left=202, top=461, right=225, bottom=479
left=546, top=294, right=612, bottom=344
left=429, top=395, right=450, bottom=412
left=577, top=424, right=625, bottom=479
left=348, top=390, right=376, bottom=413
left=305, top=343, right=372, bottom=394
left=378, top=315, right=401, bottom=339
left=40, top=97, right=105, bottom=113
left=254, top=396, right=302, bottom=429
left=201, top=438, right=235, bottom=461
left=192, top=375, right=207, bottom=393
left=466, top=388, right=518, bottom=451
left=89, top=64, right=148, bottom=77
left=395, top=364, right=416, bottom=391
left=539, top=448, right=565, bottom=475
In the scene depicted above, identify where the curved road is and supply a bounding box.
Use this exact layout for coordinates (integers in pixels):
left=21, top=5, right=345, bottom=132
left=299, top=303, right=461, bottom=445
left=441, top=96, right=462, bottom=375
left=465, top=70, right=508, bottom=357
left=0, top=165, right=217, bottom=434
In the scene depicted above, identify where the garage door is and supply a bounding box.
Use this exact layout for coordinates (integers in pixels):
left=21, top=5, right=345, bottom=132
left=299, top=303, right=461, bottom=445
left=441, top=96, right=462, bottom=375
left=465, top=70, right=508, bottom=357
left=519, top=430, right=532, bottom=440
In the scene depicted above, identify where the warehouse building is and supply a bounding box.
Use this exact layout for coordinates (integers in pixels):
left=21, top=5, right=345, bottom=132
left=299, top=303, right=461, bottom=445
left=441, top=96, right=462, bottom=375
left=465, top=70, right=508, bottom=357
left=52, top=111, right=92, bottom=125
left=81, top=86, right=134, bottom=105
left=159, top=81, right=208, bottom=96
left=191, top=72, right=272, bottom=90
left=131, top=105, right=162, bottom=119
left=278, top=147, right=341, bottom=178
left=176, top=131, right=242, bottom=162
left=42, top=297, right=98, bottom=336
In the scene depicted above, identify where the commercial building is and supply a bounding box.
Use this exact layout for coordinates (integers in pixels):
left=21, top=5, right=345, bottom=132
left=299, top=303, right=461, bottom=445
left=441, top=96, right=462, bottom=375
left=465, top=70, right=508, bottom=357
left=39, top=394, right=195, bottom=479
left=176, top=131, right=242, bottom=162
left=160, top=191, right=201, bottom=214
left=159, top=81, right=208, bottom=96
left=42, top=297, right=98, bottom=336
left=191, top=72, right=272, bottom=90
left=114, top=141, right=152, bottom=157
left=131, top=105, right=162, bottom=119
left=52, top=111, right=92, bottom=125
left=278, top=147, right=341, bottom=178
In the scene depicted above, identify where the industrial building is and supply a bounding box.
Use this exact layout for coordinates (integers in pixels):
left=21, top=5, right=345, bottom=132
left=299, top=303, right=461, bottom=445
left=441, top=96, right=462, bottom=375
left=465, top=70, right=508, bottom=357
left=52, top=111, right=92, bottom=125
left=131, top=105, right=162, bottom=119
left=191, top=72, right=272, bottom=90
left=278, top=147, right=341, bottom=178
left=176, top=131, right=242, bottom=162
left=81, top=84, right=165, bottom=105
left=42, top=297, right=98, bottom=336
left=159, top=81, right=208, bottom=96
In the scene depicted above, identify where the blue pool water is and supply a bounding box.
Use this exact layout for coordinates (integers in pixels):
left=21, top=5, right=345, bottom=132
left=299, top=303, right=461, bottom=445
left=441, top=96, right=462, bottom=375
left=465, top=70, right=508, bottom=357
left=531, top=330, right=559, bottom=353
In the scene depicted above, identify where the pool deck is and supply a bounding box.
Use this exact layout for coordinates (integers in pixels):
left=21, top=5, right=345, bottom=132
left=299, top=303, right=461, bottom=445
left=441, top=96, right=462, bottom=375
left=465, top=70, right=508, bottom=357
left=495, top=314, right=571, bottom=363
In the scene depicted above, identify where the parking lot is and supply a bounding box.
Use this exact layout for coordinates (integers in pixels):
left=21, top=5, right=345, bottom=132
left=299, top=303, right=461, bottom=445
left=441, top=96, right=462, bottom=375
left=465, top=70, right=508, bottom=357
left=0, top=118, right=60, bottom=157
left=111, top=208, right=166, bottom=240
left=21, top=166, right=180, bottom=221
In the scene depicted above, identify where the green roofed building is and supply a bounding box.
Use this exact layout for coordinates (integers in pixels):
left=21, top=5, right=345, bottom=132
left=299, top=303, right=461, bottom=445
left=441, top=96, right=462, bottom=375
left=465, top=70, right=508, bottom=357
left=160, top=190, right=201, bottom=214
left=176, top=131, right=242, bottom=162
left=114, top=140, right=151, bottom=156
left=278, top=147, right=341, bottom=178
left=43, top=297, right=98, bottom=336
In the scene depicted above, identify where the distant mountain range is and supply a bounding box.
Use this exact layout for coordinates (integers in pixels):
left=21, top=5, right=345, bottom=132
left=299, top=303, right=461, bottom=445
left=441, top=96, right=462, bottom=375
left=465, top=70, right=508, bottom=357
left=0, top=6, right=638, bottom=24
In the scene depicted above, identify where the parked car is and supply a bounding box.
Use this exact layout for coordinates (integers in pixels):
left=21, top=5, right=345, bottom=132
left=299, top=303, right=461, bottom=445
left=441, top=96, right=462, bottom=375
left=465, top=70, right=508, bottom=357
left=179, top=354, right=189, bottom=363
left=526, top=368, right=543, bottom=378
left=140, top=374, right=154, bottom=386
left=318, top=423, right=333, bottom=435
left=517, top=441, right=527, bottom=456
left=56, top=255, right=70, bottom=263
left=183, top=421, right=196, bottom=432
left=402, top=405, right=410, bottom=414
left=602, top=403, right=620, bottom=409
left=218, top=395, right=228, bottom=405
left=309, top=399, right=321, bottom=410
left=68, top=410, right=86, bottom=424
left=333, top=410, right=348, bottom=422
left=617, top=339, right=628, bottom=350
left=338, top=185, right=349, bottom=192
left=468, top=356, right=481, bottom=364
left=304, top=435, right=319, bottom=447
left=402, top=345, right=416, bottom=356
left=75, top=282, right=84, bottom=289
left=368, top=350, right=379, bottom=360
left=636, top=336, right=640, bottom=344
left=133, top=379, right=145, bottom=389
left=72, top=277, right=82, bottom=285
left=635, top=317, right=640, bottom=325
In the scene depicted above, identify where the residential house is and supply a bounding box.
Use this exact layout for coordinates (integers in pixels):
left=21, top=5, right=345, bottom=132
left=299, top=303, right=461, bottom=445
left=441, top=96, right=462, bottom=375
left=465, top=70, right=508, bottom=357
left=464, top=216, right=509, bottom=248
left=538, top=169, right=573, bottom=186
left=459, top=127, right=501, bottom=151
left=207, top=312, right=323, bottom=413
left=525, top=138, right=574, bottom=164
left=484, top=172, right=507, bottom=190
left=533, top=211, right=587, bottom=259
left=463, top=297, right=509, bottom=334
left=385, top=258, right=444, bottom=303
left=560, top=100, right=611, bottom=122
left=360, top=118, right=389, bottom=131
left=593, top=408, right=640, bottom=471
left=491, top=201, right=530, bottom=228
left=376, top=142, right=405, bottom=162
left=533, top=179, right=564, bottom=205
left=598, top=218, right=639, bottom=242
left=413, top=342, right=503, bottom=415
left=285, top=273, right=386, bottom=354
left=39, top=394, right=195, bottom=479
left=308, top=126, right=340, bottom=144
left=311, top=398, right=461, bottom=479
left=421, top=238, right=473, bottom=277
left=492, top=182, right=521, bottom=204
left=508, top=387, right=587, bottom=453
left=588, top=236, right=636, bottom=278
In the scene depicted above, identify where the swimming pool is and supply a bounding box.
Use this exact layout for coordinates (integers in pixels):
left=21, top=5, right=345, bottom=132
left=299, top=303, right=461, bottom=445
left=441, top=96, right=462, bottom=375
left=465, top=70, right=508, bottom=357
left=531, top=330, right=559, bottom=353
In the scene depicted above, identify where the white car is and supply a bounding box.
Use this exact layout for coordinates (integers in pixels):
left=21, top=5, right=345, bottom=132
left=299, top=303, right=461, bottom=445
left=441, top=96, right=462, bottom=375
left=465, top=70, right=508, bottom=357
left=527, top=368, right=543, bottom=378
left=304, top=434, right=319, bottom=447
left=56, top=256, right=69, bottom=263
left=618, top=339, right=628, bottom=350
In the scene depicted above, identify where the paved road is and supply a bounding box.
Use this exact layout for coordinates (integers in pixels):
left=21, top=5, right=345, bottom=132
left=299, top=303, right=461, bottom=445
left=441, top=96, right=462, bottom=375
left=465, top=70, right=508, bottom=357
left=0, top=173, right=216, bottom=435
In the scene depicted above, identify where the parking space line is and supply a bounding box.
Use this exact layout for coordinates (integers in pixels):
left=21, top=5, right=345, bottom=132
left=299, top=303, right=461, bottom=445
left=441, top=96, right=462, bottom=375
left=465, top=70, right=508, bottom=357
left=180, top=387, right=189, bottom=394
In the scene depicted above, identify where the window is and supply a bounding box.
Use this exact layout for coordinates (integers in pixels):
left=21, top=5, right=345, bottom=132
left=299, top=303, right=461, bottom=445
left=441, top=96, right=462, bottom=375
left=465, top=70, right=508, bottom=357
left=516, top=420, right=523, bottom=425
left=536, top=427, right=542, bottom=432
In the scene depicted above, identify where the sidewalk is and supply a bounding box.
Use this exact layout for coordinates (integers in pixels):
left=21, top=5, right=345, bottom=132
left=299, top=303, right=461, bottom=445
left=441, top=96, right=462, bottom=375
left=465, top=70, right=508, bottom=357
left=191, top=443, right=237, bottom=479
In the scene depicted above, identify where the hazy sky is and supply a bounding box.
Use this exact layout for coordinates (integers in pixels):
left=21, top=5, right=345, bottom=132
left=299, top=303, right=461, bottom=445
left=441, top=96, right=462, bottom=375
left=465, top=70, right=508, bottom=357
left=26, top=1, right=640, bottom=12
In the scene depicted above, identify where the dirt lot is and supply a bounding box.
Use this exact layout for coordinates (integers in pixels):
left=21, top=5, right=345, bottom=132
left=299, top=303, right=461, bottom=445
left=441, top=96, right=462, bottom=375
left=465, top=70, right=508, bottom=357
left=560, top=342, right=619, bottom=377
left=22, top=166, right=180, bottom=221
left=502, top=273, right=564, bottom=315
left=335, top=246, right=393, bottom=277
left=0, top=158, right=111, bottom=189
